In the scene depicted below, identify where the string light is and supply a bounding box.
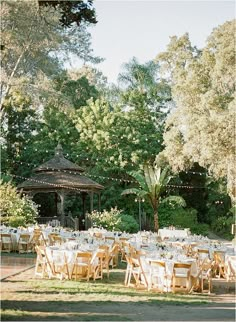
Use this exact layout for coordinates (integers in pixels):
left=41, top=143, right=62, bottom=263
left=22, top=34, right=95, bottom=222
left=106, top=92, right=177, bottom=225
left=8, top=145, right=210, bottom=178
left=3, top=159, right=211, bottom=190
left=215, top=200, right=224, bottom=204
left=5, top=159, right=137, bottom=183
left=1, top=172, right=81, bottom=192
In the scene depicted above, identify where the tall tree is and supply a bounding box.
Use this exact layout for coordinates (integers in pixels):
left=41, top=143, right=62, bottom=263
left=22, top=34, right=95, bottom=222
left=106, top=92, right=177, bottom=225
left=75, top=98, right=163, bottom=170
left=156, top=20, right=235, bottom=203
left=121, top=163, right=186, bottom=232
left=1, top=92, right=40, bottom=178
left=117, top=57, right=172, bottom=120
left=0, top=0, right=101, bottom=111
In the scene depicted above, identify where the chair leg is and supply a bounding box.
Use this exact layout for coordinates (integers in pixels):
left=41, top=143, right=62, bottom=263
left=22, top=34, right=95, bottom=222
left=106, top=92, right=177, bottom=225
left=127, top=269, right=132, bottom=287
left=124, top=266, right=129, bottom=286
left=172, top=277, right=176, bottom=293
left=208, top=277, right=212, bottom=294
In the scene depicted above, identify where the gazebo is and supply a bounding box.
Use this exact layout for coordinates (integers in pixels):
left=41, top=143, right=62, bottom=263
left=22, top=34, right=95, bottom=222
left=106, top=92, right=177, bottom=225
left=18, top=144, right=104, bottom=229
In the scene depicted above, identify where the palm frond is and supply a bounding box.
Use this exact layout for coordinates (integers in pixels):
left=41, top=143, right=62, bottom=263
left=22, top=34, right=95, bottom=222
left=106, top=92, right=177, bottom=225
left=143, top=163, right=155, bottom=192
left=161, top=195, right=186, bottom=207
left=154, top=166, right=161, bottom=183
left=121, top=188, right=146, bottom=197
left=159, top=166, right=171, bottom=186
left=128, top=171, right=148, bottom=191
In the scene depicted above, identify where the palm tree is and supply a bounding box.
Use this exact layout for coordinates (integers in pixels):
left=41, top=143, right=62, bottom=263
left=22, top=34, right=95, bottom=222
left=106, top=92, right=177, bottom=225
left=121, top=163, right=186, bottom=232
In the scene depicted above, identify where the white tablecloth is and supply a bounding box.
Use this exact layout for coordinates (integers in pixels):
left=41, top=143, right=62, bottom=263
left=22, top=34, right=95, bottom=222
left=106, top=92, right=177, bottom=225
left=45, top=246, right=100, bottom=277
left=158, top=229, right=189, bottom=240
left=140, top=255, right=197, bottom=292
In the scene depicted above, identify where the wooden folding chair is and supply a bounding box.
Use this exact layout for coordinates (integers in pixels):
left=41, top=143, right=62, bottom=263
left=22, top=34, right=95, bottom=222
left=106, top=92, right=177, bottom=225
left=120, top=241, right=131, bottom=262
left=30, top=232, right=42, bottom=252
left=44, top=248, right=70, bottom=280
left=125, top=255, right=149, bottom=289
left=53, top=252, right=70, bottom=280
left=109, top=243, right=119, bottom=268
left=35, top=245, right=49, bottom=278
left=17, top=234, right=32, bottom=253
left=172, top=262, right=192, bottom=293
left=149, top=260, right=169, bottom=292
left=105, top=236, right=116, bottom=245
left=197, top=249, right=210, bottom=266
left=91, top=251, right=105, bottom=280
left=98, top=245, right=110, bottom=278
left=48, top=233, right=62, bottom=246
left=0, top=233, right=13, bottom=253
left=71, top=252, right=93, bottom=281
left=213, top=251, right=226, bottom=278
left=198, top=258, right=214, bottom=293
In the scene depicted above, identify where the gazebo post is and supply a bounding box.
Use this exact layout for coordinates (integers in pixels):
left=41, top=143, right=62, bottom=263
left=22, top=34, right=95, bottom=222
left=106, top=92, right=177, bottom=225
left=90, top=191, right=94, bottom=213
left=98, top=192, right=101, bottom=212
left=55, top=192, right=58, bottom=217
left=58, top=191, right=65, bottom=227
left=82, top=192, right=86, bottom=230
left=86, top=191, right=94, bottom=229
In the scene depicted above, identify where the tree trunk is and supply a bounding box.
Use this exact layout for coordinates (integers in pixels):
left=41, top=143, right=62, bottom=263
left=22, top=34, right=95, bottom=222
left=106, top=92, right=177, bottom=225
left=153, top=211, right=159, bottom=232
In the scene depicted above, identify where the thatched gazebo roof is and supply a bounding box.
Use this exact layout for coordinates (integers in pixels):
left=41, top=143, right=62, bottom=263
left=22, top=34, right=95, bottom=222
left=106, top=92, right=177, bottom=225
left=18, top=144, right=104, bottom=192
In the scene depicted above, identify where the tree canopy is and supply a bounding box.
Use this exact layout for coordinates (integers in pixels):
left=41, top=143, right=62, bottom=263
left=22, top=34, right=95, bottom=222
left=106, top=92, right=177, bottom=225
left=38, top=0, right=97, bottom=28
left=0, top=0, right=100, bottom=111
left=156, top=20, right=235, bottom=203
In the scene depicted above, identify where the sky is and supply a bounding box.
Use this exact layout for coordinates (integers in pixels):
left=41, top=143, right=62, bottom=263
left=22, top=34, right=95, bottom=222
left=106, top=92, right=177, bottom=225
left=85, top=0, right=235, bottom=84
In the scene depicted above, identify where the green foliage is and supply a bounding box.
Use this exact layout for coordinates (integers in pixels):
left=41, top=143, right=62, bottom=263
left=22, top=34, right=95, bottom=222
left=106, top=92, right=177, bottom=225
left=1, top=92, right=40, bottom=179
left=211, top=205, right=235, bottom=240
left=118, top=57, right=171, bottom=119
left=38, top=0, right=97, bottom=28
left=117, top=214, right=139, bottom=233
left=1, top=0, right=101, bottom=110
left=157, top=20, right=235, bottom=202
left=178, top=164, right=208, bottom=222
left=88, top=207, right=139, bottom=233
left=75, top=98, right=163, bottom=168
left=158, top=203, right=209, bottom=236
left=54, top=75, right=100, bottom=109
left=0, top=181, right=38, bottom=227
left=122, top=163, right=186, bottom=231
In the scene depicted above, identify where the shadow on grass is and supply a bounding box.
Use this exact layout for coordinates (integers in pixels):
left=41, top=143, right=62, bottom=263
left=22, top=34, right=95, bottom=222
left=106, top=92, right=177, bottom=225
left=1, top=253, right=37, bottom=258
left=1, top=300, right=235, bottom=321
left=13, top=289, right=209, bottom=303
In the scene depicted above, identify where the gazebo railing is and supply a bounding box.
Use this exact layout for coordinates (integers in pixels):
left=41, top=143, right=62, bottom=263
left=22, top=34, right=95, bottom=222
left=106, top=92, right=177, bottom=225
left=37, top=215, right=79, bottom=230
left=65, top=215, right=75, bottom=229
left=37, top=216, right=60, bottom=226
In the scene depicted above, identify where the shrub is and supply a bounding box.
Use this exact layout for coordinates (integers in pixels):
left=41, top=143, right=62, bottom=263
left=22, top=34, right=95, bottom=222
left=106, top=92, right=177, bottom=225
left=88, top=207, right=139, bottom=233
left=211, top=212, right=235, bottom=240
left=0, top=181, right=38, bottom=227
left=117, top=214, right=139, bottom=233
left=159, top=204, right=209, bottom=236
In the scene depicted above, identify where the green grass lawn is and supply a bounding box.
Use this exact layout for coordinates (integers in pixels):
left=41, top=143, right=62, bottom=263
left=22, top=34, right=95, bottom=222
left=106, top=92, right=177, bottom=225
left=1, top=261, right=214, bottom=321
